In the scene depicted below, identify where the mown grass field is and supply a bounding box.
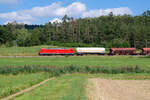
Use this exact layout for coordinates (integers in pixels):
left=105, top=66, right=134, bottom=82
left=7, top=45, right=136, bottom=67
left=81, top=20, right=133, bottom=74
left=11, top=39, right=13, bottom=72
left=15, top=74, right=87, bottom=100
left=0, top=73, right=49, bottom=98
left=0, top=56, right=150, bottom=68
left=12, top=74, right=150, bottom=100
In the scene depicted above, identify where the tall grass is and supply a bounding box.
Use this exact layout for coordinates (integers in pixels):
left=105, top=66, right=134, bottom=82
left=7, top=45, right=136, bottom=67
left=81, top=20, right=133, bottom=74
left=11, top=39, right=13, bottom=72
left=0, top=65, right=149, bottom=76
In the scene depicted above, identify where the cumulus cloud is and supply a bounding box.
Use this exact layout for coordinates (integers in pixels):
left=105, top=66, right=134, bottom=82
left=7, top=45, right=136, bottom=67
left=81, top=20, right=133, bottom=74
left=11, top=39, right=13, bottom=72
left=4, top=21, right=12, bottom=25
left=0, top=12, right=34, bottom=21
left=82, top=7, right=132, bottom=18
left=0, top=2, right=86, bottom=24
left=0, top=0, right=18, bottom=4
left=4, top=20, right=31, bottom=25
left=0, top=1, right=132, bottom=24
left=50, top=18, right=62, bottom=23
left=25, top=2, right=86, bottom=17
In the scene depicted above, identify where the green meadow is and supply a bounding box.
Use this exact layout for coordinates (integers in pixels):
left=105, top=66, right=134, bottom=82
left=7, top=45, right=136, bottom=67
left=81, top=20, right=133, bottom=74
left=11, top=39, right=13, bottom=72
left=0, top=55, right=150, bottom=99
left=0, top=56, right=150, bottom=68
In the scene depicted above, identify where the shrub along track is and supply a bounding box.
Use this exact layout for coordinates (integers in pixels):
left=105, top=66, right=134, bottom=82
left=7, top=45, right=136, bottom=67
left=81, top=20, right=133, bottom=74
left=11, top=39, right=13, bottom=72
left=1, top=78, right=53, bottom=100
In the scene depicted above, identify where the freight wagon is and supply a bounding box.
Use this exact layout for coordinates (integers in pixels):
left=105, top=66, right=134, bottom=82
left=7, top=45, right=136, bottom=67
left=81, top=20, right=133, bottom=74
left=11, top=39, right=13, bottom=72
left=141, top=48, right=150, bottom=55
left=39, top=47, right=150, bottom=56
left=76, top=47, right=105, bottom=55
left=109, top=48, right=136, bottom=55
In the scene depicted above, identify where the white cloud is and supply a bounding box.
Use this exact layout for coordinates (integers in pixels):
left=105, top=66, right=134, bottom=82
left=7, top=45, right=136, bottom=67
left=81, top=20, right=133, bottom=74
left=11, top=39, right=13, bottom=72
left=0, top=0, right=18, bottom=4
left=50, top=18, right=62, bottom=23
left=0, top=1, right=132, bottom=24
left=65, top=2, right=86, bottom=16
left=0, top=12, right=34, bottom=21
left=20, top=21, right=32, bottom=25
left=82, top=7, right=132, bottom=18
left=0, top=2, right=86, bottom=24
left=4, top=20, right=31, bottom=25
left=26, top=2, right=62, bottom=17
left=26, top=2, right=86, bottom=17
left=4, top=20, right=12, bottom=25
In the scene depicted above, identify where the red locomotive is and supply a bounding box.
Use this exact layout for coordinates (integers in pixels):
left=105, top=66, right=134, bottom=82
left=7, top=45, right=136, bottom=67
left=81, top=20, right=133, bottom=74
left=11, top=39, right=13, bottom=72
left=39, top=48, right=75, bottom=55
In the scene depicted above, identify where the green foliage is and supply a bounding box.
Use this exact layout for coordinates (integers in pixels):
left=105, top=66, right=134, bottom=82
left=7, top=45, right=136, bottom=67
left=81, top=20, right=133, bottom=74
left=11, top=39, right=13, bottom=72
left=16, top=28, right=31, bottom=46
left=46, top=41, right=94, bottom=47
left=142, top=10, right=150, bottom=16
left=0, top=10, right=150, bottom=48
left=106, top=39, right=130, bottom=48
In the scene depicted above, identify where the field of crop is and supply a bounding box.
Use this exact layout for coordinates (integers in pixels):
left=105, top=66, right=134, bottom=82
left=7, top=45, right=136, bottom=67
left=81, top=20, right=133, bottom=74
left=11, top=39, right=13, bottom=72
left=0, top=55, right=150, bottom=100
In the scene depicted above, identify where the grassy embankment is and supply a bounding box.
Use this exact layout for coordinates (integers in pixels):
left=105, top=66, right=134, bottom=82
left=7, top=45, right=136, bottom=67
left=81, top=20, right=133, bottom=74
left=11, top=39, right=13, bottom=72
left=0, top=45, right=58, bottom=56
left=0, top=56, right=150, bottom=68
left=0, top=45, right=144, bottom=56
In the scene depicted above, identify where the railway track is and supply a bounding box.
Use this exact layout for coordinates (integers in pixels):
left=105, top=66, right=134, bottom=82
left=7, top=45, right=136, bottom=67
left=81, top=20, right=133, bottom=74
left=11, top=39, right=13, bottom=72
left=0, top=54, right=147, bottom=58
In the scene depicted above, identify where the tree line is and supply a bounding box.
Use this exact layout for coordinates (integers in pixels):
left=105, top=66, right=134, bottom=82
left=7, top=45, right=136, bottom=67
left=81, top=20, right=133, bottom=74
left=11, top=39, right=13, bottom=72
left=0, top=10, right=150, bottom=48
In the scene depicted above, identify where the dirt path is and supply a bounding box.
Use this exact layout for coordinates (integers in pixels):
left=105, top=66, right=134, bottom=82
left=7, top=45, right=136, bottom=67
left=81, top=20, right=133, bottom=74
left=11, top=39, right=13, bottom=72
left=87, top=78, right=150, bottom=100
left=1, top=78, right=53, bottom=100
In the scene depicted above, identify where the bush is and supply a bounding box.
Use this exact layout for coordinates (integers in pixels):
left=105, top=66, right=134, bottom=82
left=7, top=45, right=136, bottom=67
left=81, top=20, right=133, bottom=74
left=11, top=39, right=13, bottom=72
left=0, top=65, right=149, bottom=76
left=46, top=41, right=98, bottom=47
left=105, top=39, right=130, bottom=48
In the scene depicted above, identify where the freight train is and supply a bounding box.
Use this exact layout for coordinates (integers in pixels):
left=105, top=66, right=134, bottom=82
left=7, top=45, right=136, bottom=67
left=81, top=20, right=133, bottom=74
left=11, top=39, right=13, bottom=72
left=39, top=47, right=150, bottom=56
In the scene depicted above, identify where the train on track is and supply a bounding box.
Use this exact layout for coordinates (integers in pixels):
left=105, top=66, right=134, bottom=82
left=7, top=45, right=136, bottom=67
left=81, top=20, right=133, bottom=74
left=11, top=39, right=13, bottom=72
left=39, top=47, right=150, bottom=56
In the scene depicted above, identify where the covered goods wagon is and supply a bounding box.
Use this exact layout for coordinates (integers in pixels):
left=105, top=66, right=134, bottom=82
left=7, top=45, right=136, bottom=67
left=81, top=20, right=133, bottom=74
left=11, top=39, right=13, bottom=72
left=109, top=48, right=136, bottom=55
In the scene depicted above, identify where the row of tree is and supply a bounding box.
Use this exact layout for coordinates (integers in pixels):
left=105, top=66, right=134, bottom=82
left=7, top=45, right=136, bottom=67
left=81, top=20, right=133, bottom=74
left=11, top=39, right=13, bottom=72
left=0, top=10, right=150, bottom=48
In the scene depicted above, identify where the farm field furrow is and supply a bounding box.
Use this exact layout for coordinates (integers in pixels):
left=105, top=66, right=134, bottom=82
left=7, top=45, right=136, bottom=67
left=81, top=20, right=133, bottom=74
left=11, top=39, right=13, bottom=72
left=87, top=78, right=150, bottom=100
left=0, top=56, right=150, bottom=68
left=0, top=73, right=49, bottom=99
left=15, top=74, right=87, bottom=100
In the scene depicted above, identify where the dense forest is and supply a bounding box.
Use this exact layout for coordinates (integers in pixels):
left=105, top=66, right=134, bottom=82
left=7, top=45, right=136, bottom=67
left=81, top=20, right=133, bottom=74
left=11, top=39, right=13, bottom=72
left=0, top=10, right=150, bottom=48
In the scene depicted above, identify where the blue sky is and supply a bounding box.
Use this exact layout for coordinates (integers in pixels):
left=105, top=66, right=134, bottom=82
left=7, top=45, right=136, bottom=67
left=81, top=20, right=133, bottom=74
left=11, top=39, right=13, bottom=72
left=0, top=0, right=149, bottom=25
